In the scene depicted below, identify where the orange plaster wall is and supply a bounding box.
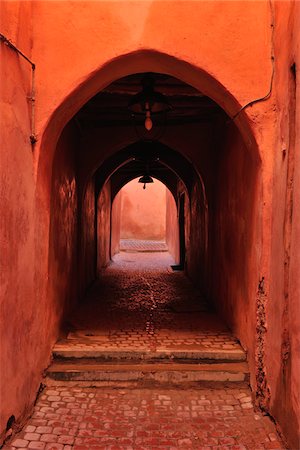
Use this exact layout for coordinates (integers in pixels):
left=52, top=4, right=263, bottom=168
left=266, top=3, right=300, bottom=446
left=120, top=178, right=166, bottom=241
left=210, top=123, right=259, bottom=381
left=30, top=0, right=272, bottom=141
left=289, top=3, right=300, bottom=444
left=0, top=2, right=40, bottom=441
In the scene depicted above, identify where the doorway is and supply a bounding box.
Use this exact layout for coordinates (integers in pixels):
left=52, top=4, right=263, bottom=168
left=116, top=177, right=168, bottom=253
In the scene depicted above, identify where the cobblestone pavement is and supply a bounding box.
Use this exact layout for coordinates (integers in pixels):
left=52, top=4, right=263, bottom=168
left=58, top=252, right=241, bottom=354
left=4, top=253, right=286, bottom=449
left=120, top=240, right=168, bottom=252
left=5, top=385, right=285, bottom=450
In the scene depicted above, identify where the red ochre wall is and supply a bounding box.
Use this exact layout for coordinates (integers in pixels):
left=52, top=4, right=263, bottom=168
left=119, top=178, right=166, bottom=241
left=0, top=1, right=41, bottom=437
left=210, top=122, right=259, bottom=376
left=289, top=6, right=300, bottom=443
left=48, top=121, right=79, bottom=325
left=267, top=2, right=300, bottom=445
left=1, top=1, right=299, bottom=447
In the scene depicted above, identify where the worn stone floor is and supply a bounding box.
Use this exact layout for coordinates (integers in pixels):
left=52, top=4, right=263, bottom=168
left=4, top=251, right=286, bottom=449
left=119, top=239, right=168, bottom=252
left=5, top=384, right=285, bottom=450
left=56, top=252, right=241, bottom=356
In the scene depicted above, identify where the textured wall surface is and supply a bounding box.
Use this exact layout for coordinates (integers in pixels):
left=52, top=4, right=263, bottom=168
left=1, top=1, right=299, bottom=447
left=0, top=1, right=40, bottom=438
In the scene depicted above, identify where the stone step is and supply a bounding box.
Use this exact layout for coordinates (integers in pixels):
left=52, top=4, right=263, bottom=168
left=52, top=345, right=246, bottom=362
left=47, top=361, right=249, bottom=383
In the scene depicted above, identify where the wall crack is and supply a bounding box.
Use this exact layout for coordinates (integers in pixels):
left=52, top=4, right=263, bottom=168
left=255, top=276, right=271, bottom=412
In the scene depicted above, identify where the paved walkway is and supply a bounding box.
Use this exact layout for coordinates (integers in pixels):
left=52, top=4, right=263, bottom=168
left=5, top=385, right=285, bottom=450
left=4, top=252, right=286, bottom=449
left=119, top=240, right=168, bottom=252
left=55, top=252, right=241, bottom=355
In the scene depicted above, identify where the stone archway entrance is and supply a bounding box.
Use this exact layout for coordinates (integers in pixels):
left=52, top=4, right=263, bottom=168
left=44, top=70, right=259, bottom=387
left=40, top=63, right=262, bottom=381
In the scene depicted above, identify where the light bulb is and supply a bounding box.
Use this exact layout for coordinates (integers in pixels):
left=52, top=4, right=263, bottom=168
left=145, top=110, right=153, bottom=131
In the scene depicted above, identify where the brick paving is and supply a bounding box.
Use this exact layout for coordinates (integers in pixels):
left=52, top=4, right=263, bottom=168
left=4, top=253, right=286, bottom=449
left=120, top=240, right=168, bottom=252
left=5, top=385, right=285, bottom=449
left=56, top=252, right=241, bottom=355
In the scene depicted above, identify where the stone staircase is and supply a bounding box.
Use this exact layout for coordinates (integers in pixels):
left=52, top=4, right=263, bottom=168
left=47, top=339, right=249, bottom=385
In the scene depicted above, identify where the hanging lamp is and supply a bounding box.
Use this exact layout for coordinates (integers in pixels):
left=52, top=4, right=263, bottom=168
left=128, top=75, right=171, bottom=132
left=138, top=174, right=154, bottom=190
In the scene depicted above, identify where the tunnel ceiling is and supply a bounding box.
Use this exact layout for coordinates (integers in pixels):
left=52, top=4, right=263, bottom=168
left=75, top=73, right=225, bottom=129
left=109, top=155, right=178, bottom=200
left=95, top=141, right=196, bottom=200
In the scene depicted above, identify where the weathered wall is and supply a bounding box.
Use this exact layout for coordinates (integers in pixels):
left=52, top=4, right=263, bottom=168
left=31, top=0, right=272, bottom=147
left=187, top=178, right=209, bottom=292
left=165, top=190, right=179, bottom=263
left=0, top=1, right=40, bottom=441
left=210, top=123, right=259, bottom=380
left=120, top=178, right=166, bottom=241
left=79, top=176, right=96, bottom=293
left=48, top=121, right=78, bottom=325
left=288, top=4, right=300, bottom=445
left=266, top=2, right=300, bottom=447
left=97, top=180, right=111, bottom=271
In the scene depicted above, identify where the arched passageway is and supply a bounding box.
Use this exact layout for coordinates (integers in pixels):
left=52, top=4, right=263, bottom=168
left=42, top=58, right=260, bottom=397
left=2, top=1, right=298, bottom=443
left=92, top=140, right=202, bottom=274
left=112, top=177, right=171, bottom=254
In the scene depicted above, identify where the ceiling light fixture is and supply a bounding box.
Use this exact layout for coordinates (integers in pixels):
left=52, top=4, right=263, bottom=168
left=128, top=74, right=171, bottom=132
left=138, top=174, right=154, bottom=190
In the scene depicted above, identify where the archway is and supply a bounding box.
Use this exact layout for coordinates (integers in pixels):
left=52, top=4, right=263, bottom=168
left=92, top=140, right=202, bottom=276
left=112, top=177, right=173, bottom=256
left=40, top=53, right=261, bottom=395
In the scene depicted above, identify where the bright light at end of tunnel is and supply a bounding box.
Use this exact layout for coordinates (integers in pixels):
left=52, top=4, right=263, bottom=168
left=145, top=110, right=153, bottom=131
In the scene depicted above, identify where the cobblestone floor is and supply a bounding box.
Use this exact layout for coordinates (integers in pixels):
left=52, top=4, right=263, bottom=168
left=120, top=240, right=168, bottom=252
left=3, top=252, right=286, bottom=449
left=57, top=252, right=241, bottom=355
left=5, top=385, right=285, bottom=450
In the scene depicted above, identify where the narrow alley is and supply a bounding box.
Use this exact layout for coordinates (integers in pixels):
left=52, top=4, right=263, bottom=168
left=1, top=3, right=299, bottom=448
left=5, top=249, right=285, bottom=449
